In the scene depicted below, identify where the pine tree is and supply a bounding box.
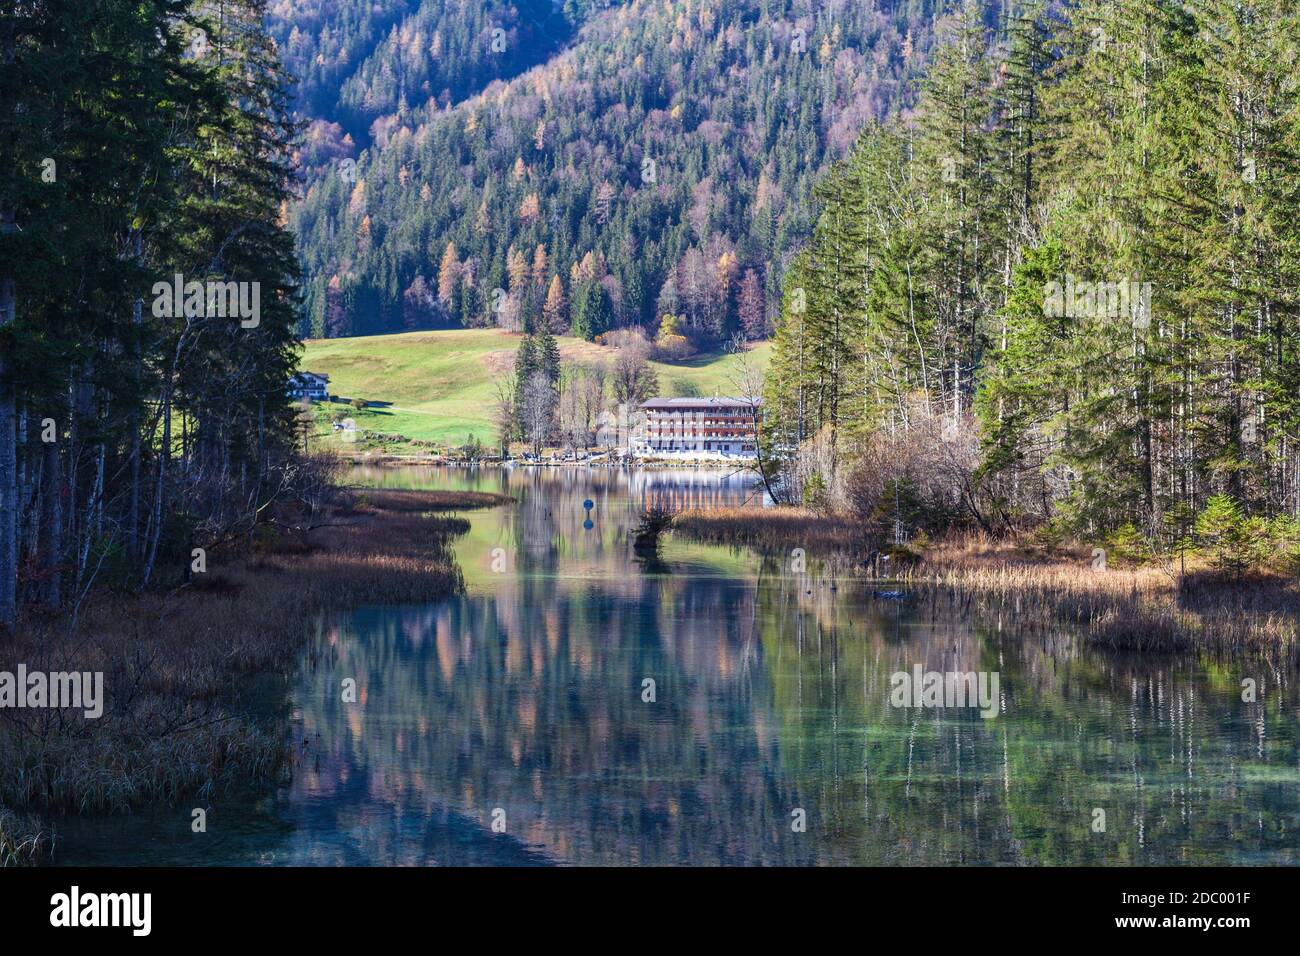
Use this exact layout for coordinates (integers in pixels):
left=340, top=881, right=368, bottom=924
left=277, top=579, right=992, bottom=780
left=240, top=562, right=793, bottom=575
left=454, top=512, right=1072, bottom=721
left=763, top=254, right=814, bottom=472
left=512, top=335, right=539, bottom=440
left=572, top=282, right=611, bottom=341
left=536, top=328, right=561, bottom=385
left=913, top=0, right=998, bottom=415
left=0, top=0, right=304, bottom=611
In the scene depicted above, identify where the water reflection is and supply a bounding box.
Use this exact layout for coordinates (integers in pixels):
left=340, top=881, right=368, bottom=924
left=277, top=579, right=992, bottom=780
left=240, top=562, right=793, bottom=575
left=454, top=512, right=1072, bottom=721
left=55, top=466, right=1300, bottom=865
left=283, top=467, right=1298, bottom=865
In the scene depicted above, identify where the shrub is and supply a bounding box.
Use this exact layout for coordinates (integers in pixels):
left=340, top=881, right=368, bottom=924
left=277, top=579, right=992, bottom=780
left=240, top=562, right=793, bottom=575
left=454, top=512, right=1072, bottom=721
left=653, top=314, right=693, bottom=360
left=1106, top=522, right=1149, bottom=565
left=462, top=433, right=484, bottom=460
left=1028, top=519, right=1067, bottom=555
left=632, top=507, right=676, bottom=554
left=1195, top=494, right=1249, bottom=579
left=598, top=327, right=651, bottom=351
left=802, top=471, right=828, bottom=511
left=0, top=809, right=52, bottom=866
left=842, top=399, right=980, bottom=534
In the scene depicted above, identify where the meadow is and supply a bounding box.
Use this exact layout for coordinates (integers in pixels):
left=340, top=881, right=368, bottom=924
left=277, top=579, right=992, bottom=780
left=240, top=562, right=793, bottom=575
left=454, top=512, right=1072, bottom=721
left=299, top=328, right=771, bottom=449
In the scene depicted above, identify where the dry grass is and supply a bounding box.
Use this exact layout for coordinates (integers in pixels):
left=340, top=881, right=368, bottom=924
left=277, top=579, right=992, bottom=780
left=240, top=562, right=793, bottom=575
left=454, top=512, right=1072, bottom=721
left=346, top=487, right=509, bottom=513
left=671, top=507, right=868, bottom=557
left=0, top=487, right=510, bottom=864
left=671, top=512, right=1300, bottom=663
left=906, top=533, right=1300, bottom=662
left=0, top=809, right=52, bottom=867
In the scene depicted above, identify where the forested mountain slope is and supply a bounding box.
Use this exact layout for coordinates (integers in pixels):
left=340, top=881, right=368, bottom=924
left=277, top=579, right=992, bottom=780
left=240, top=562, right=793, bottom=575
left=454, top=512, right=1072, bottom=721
left=271, top=0, right=579, bottom=136
left=763, top=0, right=1300, bottom=540
left=268, top=0, right=955, bottom=342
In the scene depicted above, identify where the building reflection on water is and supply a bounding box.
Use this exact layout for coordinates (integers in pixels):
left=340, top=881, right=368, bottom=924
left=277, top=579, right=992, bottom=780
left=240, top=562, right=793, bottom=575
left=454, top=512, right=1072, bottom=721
left=53, top=467, right=1297, bottom=866
left=256, top=466, right=1300, bottom=867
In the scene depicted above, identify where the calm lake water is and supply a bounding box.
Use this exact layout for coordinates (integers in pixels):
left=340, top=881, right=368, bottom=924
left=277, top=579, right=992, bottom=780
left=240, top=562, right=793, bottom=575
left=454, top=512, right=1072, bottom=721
left=57, top=466, right=1300, bottom=865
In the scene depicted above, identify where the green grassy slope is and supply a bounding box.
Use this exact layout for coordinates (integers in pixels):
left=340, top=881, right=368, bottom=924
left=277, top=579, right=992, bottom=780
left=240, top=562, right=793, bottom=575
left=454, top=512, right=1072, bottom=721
left=299, top=328, right=770, bottom=447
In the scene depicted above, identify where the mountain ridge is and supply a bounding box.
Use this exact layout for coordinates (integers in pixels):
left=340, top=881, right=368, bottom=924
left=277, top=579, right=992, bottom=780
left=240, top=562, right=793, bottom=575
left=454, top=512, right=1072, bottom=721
left=272, top=0, right=953, bottom=341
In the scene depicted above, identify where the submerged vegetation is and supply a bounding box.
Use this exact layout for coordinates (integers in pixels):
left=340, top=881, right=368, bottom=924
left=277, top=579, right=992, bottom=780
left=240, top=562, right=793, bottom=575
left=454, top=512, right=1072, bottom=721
left=0, top=486, right=509, bottom=865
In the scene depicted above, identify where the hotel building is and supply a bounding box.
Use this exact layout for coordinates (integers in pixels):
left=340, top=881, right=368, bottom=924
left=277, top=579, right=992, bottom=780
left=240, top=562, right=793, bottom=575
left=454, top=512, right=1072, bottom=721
left=632, top=397, right=760, bottom=460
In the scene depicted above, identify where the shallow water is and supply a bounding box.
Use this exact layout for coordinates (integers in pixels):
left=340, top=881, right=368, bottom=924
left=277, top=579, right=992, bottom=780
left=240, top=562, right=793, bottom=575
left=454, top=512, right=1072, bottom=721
left=55, top=466, right=1300, bottom=865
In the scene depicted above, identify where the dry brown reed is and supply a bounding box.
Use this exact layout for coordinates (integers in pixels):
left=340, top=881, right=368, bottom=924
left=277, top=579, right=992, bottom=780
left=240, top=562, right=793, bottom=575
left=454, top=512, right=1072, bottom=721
left=670, top=514, right=1300, bottom=664
left=0, top=808, right=53, bottom=866
left=0, top=487, right=510, bottom=864
left=671, top=507, right=868, bottom=556
left=907, top=533, right=1300, bottom=662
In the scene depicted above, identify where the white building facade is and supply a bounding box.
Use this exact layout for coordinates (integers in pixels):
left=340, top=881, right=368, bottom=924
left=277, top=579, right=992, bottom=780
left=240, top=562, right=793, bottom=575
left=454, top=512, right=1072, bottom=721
left=631, top=397, right=760, bottom=460
left=288, top=371, right=330, bottom=402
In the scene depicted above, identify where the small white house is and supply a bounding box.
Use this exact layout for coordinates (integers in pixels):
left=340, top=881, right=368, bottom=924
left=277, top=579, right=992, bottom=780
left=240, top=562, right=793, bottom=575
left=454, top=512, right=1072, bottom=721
left=288, top=371, right=330, bottom=402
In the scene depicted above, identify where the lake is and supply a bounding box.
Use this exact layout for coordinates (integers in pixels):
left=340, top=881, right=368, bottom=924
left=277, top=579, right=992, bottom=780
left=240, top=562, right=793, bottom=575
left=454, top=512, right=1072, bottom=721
left=55, top=466, right=1300, bottom=865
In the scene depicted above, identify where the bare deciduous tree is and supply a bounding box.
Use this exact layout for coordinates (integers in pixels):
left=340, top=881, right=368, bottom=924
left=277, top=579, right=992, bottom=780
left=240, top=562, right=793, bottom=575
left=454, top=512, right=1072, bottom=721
left=611, top=335, right=658, bottom=408
left=520, top=371, right=555, bottom=456
left=493, top=371, right=517, bottom=456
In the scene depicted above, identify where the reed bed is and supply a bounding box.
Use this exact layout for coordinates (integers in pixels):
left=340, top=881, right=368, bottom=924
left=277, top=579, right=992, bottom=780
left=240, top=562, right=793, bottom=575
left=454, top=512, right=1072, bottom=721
left=346, top=487, right=510, bottom=513
left=670, top=513, right=1300, bottom=663
left=672, top=507, right=868, bottom=557
left=0, top=809, right=52, bottom=867
left=908, top=535, right=1300, bottom=662
left=0, top=487, right=509, bottom=864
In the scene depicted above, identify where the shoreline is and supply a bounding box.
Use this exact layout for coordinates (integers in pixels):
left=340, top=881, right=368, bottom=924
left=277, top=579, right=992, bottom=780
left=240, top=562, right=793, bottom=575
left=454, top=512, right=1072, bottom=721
left=345, top=453, right=760, bottom=473
left=13, top=474, right=1295, bottom=865
left=0, top=487, right=511, bottom=865
left=669, top=508, right=1300, bottom=664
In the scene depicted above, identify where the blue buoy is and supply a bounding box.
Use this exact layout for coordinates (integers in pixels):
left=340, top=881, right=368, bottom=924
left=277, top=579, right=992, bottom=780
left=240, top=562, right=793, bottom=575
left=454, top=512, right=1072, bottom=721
left=583, top=519, right=594, bottom=531
left=583, top=499, right=594, bottom=511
